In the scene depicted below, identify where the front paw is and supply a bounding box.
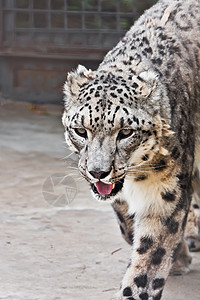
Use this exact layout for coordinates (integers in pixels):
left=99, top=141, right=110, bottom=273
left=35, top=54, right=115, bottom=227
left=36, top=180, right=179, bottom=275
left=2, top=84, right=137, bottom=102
left=111, top=287, right=137, bottom=300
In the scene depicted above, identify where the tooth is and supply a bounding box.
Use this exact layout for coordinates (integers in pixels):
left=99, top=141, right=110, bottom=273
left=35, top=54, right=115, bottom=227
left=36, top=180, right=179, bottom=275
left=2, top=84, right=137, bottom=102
left=94, top=183, right=97, bottom=187
left=112, top=183, right=115, bottom=189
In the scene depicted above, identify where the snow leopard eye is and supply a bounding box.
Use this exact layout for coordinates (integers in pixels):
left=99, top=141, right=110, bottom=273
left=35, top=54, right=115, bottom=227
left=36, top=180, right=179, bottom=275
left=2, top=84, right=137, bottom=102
left=117, top=129, right=135, bottom=140
left=74, top=128, right=88, bottom=139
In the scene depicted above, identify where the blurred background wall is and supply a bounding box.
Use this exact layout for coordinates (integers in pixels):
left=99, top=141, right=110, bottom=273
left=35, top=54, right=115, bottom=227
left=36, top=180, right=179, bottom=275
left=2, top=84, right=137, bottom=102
left=0, top=0, right=157, bottom=104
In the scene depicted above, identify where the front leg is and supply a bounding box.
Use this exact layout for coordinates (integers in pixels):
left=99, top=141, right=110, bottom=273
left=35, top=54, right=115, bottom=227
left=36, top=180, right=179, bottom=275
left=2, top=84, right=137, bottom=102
left=113, top=203, right=190, bottom=300
left=112, top=200, right=134, bottom=245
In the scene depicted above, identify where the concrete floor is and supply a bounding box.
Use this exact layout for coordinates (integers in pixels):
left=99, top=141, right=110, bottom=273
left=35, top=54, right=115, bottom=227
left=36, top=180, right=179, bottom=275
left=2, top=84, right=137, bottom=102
left=0, top=100, right=199, bottom=300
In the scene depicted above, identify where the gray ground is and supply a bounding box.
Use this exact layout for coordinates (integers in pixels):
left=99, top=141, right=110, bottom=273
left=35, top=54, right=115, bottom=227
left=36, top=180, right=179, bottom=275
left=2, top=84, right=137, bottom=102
left=0, top=100, right=199, bottom=300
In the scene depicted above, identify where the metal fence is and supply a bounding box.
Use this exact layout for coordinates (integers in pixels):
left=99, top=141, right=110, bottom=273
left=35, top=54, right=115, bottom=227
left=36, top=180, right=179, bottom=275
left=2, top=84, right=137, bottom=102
left=0, top=0, right=157, bottom=103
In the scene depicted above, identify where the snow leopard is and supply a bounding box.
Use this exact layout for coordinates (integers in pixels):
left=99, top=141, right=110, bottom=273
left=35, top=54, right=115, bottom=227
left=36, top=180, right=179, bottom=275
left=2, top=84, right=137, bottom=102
left=62, top=0, right=200, bottom=299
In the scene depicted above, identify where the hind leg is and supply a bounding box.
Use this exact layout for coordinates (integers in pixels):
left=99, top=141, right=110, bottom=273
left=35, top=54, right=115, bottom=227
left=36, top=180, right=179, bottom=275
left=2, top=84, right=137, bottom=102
left=184, top=196, right=200, bottom=251
left=171, top=168, right=200, bottom=275
left=184, top=168, right=200, bottom=251
left=170, top=238, right=192, bottom=275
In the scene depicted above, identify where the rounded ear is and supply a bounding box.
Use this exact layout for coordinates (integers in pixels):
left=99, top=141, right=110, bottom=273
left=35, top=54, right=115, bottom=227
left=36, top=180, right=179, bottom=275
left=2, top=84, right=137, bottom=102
left=63, top=65, right=94, bottom=110
left=138, top=69, right=160, bottom=99
left=139, top=69, right=160, bottom=84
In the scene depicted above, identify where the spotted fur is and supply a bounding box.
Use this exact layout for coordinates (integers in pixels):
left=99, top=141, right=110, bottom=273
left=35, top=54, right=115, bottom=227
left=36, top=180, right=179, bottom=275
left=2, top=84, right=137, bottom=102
left=62, top=0, right=200, bottom=299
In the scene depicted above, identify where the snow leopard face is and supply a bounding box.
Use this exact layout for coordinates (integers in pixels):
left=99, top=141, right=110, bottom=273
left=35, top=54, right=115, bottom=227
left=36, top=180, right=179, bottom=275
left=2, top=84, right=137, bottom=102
left=62, top=65, right=173, bottom=203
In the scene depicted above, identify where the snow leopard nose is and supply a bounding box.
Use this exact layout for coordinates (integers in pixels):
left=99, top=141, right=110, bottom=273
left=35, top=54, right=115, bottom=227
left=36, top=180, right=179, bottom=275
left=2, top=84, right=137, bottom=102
left=89, top=170, right=111, bottom=180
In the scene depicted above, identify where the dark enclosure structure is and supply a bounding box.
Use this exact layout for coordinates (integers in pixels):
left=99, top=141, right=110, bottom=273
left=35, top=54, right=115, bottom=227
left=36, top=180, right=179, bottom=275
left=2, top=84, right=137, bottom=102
left=0, top=0, right=156, bottom=103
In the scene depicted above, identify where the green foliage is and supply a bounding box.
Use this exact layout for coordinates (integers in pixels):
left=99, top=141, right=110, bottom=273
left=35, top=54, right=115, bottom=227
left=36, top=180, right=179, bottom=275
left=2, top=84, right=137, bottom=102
left=120, top=17, right=133, bottom=30
left=67, top=0, right=82, bottom=11
left=84, top=0, right=158, bottom=30
left=84, top=0, right=99, bottom=11
left=15, top=0, right=158, bottom=30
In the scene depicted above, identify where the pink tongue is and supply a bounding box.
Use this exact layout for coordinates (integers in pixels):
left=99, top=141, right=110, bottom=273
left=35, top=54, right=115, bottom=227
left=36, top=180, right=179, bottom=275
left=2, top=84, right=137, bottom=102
left=95, top=181, right=113, bottom=195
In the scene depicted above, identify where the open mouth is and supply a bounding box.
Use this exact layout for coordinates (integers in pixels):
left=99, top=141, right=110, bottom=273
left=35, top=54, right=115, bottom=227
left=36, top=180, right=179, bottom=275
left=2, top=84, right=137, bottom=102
left=90, top=179, right=124, bottom=199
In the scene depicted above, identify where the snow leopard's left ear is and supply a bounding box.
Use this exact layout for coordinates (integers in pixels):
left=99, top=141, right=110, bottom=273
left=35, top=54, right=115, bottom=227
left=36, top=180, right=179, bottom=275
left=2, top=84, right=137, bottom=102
left=63, top=65, right=94, bottom=110
left=138, top=69, right=160, bottom=99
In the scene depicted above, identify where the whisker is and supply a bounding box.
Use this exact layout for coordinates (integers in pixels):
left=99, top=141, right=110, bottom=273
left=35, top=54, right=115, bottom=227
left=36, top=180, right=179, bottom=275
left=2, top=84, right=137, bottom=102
left=76, top=177, right=86, bottom=182
left=67, top=166, right=79, bottom=171
left=111, top=174, right=126, bottom=182
left=61, top=151, right=76, bottom=160
left=127, top=164, right=166, bottom=170
left=126, top=167, right=165, bottom=173
left=61, top=171, right=80, bottom=178
left=126, top=170, right=153, bottom=174
left=126, top=165, right=166, bottom=175
left=78, top=171, right=90, bottom=182
left=128, top=162, right=165, bottom=168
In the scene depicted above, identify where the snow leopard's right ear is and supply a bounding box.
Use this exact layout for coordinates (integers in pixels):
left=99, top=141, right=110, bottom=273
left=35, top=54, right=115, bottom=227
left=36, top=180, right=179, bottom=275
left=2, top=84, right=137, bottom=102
left=63, top=65, right=94, bottom=110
